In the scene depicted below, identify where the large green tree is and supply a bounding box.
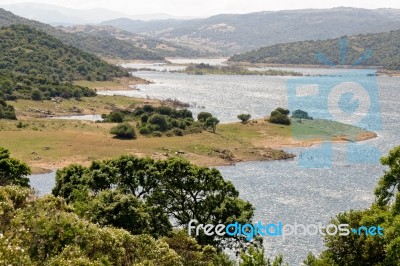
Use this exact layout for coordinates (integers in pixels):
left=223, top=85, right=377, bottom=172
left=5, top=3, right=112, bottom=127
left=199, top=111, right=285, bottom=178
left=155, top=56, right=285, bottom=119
left=0, top=147, right=30, bottom=187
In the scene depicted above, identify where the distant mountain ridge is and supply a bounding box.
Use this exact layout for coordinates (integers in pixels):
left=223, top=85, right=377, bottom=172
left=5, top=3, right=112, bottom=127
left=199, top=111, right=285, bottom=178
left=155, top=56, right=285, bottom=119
left=0, top=8, right=167, bottom=60
left=0, top=2, right=192, bottom=25
left=101, top=7, right=400, bottom=55
left=229, top=30, right=400, bottom=70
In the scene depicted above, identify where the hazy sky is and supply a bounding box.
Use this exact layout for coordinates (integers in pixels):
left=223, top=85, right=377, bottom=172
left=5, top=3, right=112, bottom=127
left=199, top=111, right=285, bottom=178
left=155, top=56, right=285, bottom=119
left=0, top=0, right=399, bottom=16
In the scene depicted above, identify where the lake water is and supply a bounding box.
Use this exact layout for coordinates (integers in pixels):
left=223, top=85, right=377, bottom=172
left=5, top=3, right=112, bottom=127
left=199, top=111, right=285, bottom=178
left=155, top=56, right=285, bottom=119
left=31, top=63, right=400, bottom=265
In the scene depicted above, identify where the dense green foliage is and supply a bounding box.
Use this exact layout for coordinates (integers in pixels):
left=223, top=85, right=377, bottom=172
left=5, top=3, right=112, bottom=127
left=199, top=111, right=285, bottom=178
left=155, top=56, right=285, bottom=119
left=305, top=146, right=400, bottom=265
left=0, top=25, right=129, bottom=100
left=205, top=116, right=220, bottom=133
left=230, top=31, right=400, bottom=70
left=102, top=105, right=205, bottom=137
left=0, top=147, right=30, bottom=187
left=0, top=148, right=256, bottom=265
left=179, top=63, right=302, bottom=76
left=268, top=108, right=291, bottom=125
left=110, top=122, right=137, bottom=139
left=0, top=99, right=16, bottom=119
left=52, top=155, right=254, bottom=248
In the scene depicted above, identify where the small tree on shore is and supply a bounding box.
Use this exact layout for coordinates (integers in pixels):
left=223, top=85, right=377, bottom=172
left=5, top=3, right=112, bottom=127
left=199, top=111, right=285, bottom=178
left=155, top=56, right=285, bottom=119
left=205, top=117, right=220, bottom=133
left=237, top=114, right=251, bottom=124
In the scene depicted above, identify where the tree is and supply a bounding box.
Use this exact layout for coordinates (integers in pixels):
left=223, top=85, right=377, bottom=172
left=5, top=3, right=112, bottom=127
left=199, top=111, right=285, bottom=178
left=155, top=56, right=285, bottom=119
left=53, top=155, right=254, bottom=249
left=205, top=117, right=220, bottom=133
left=238, top=114, right=251, bottom=124
left=197, top=112, right=213, bottom=122
left=0, top=147, right=31, bottom=187
left=375, top=146, right=400, bottom=206
left=292, top=110, right=312, bottom=123
left=268, top=108, right=291, bottom=126
left=31, top=89, right=43, bottom=101
left=110, top=122, right=136, bottom=139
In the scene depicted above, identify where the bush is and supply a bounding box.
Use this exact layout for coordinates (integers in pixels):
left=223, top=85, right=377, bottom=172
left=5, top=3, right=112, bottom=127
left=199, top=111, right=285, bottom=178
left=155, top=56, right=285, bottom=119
left=140, top=114, right=149, bottom=123
left=139, top=126, right=151, bottom=135
left=31, top=89, right=43, bottom=101
left=148, top=114, right=168, bottom=131
left=152, top=131, right=162, bottom=137
left=237, top=113, right=251, bottom=124
left=107, top=112, right=124, bottom=123
left=172, top=128, right=184, bottom=136
left=110, top=122, right=136, bottom=139
left=197, top=112, right=212, bottom=122
left=276, top=108, right=290, bottom=115
left=269, top=113, right=291, bottom=125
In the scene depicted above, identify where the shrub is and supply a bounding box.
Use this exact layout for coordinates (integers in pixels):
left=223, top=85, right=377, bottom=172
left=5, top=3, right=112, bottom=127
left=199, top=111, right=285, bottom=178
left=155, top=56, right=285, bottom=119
left=197, top=112, right=213, bottom=122
left=148, top=114, right=168, bottom=131
left=237, top=113, right=251, bottom=124
left=140, top=114, right=149, bottom=123
left=110, top=122, right=136, bottom=139
left=139, top=126, right=151, bottom=135
left=107, top=112, right=124, bottom=123
left=275, top=108, right=290, bottom=115
left=31, top=89, right=43, bottom=101
left=152, top=131, right=162, bottom=137
left=269, top=113, right=291, bottom=125
left=172, top=128, right=184, bottom=136
left=292, top=109, right=313, bottom=120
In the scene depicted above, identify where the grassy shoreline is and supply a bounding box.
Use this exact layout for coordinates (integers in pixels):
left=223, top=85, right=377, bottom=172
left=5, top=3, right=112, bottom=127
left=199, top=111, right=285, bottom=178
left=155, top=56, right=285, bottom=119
left=0, top=99, right=377, bottom=174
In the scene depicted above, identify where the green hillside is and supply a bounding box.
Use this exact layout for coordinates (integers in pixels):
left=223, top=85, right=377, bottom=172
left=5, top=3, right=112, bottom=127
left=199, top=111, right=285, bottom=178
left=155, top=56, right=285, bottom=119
left=229, top=30, right=400, bottom=70
left=0, top=8, right=164, bottom=60
left=0, top=25, right=129, bottom=103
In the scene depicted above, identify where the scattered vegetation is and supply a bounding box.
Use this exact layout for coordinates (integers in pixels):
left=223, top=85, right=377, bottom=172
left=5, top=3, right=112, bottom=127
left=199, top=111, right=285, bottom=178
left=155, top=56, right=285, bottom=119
left=229, top=32, right=400, bottom=70
left=0, top=25, right=129, bottom=101
left=102, top=105, right=220, bottom=137
left=177, top=63, right=302, bottom=76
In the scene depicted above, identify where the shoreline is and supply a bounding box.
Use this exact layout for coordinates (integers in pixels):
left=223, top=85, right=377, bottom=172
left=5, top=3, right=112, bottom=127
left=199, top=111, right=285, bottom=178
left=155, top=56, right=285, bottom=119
left=25, top=128, right=377, bottom=175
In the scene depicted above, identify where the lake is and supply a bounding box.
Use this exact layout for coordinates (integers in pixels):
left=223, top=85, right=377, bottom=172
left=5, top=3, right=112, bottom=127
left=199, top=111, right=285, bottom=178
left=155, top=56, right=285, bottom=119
left=31, top=62, right=400, bottom=265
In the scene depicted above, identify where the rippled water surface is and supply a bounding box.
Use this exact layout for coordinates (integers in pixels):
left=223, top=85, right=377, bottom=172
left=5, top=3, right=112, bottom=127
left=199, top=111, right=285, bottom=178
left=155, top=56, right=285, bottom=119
left=31, top=64, right=400, bottom=265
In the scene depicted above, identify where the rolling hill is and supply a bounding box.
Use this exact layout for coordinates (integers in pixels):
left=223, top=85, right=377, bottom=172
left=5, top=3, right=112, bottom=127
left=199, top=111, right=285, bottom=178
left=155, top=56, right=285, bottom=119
left=228, top=30, right=400, bottom=70
left=0, top=24, right=129, bottom=102
left=102, top=7, right=400, bottom=55
left=0, top=8, right=165, bottom=60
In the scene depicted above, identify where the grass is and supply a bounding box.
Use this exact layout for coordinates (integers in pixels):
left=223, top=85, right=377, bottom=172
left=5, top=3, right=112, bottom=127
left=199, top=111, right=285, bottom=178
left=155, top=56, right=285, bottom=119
left=8, top=95, right=146, bottom=119
left=0, top=118, right=376, bottom=173
left=74, top=80, right=121, bottom=88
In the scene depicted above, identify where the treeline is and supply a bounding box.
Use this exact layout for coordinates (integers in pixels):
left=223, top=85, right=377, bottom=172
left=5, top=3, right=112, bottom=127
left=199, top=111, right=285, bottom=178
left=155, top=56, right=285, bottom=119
left=0, top=25, right=129, bottom=102
left=229, top=31, right=400, bottom=70
left=178, top=63, right=302, bottom=76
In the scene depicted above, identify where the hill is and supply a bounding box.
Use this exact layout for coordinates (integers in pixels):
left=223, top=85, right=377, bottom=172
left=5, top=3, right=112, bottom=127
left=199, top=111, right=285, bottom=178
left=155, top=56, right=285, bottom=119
left=102, top=7, right=400, bottom=55
left=0, top=24, right=129, bottom=102
left=228, top=30, right=400, bottom=70
left=0, top=8, right=164, bottom=60
left=59, top=25, right=206, bottom=58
